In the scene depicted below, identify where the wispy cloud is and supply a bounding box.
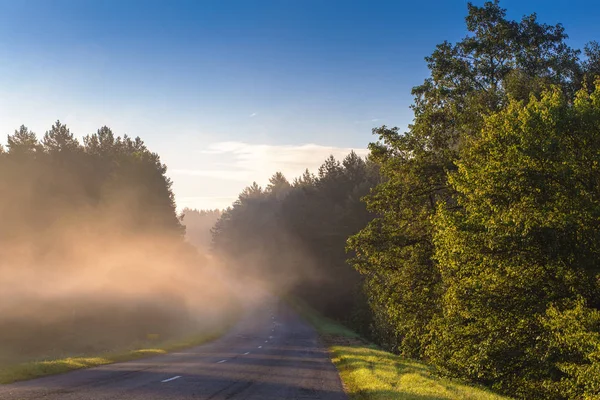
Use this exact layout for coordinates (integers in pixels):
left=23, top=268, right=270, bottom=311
left=249, top=112, right=257, bottom=117
left=173, top=141, right=369, bottom=184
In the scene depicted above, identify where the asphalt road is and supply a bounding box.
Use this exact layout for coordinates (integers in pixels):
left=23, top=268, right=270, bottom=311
left=0, top=297, right=347, bottom=400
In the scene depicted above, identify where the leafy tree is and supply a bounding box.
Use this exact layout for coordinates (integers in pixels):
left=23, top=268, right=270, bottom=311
left=429, top=85, right=600, bottom=399
left=348, top=0, right=588, bottom=359
left=581, top=41, right=600, bottom=87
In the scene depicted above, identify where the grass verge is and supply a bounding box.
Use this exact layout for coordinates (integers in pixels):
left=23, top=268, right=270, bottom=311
left=288, top=298, right=511, bottom=400
left=0, top=323, right=235, bottom=385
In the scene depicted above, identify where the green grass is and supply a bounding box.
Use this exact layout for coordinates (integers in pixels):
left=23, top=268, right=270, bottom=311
left=0, top=325, right=233, bottom=385
left=289, top=298, right=511, bottom=400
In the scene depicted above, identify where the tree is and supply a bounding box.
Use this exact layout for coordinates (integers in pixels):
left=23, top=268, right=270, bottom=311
left=7, top=125, right=40, bottom=155
left=83, top=126, right=116, bottom=156
left=582, top=41, right=600, bottom=87
left=349, top=0, right=586, bottom=359
left=293, top=169, right=317, bottom=187
left=266, top=172, right=291, bottom=200
left=429, top=85, right=600, bottom=399
left=42, top=120, right=81, bottom=154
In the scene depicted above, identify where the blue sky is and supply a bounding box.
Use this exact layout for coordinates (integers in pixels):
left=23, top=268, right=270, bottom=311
left=1, top=0, right=598, bottom=210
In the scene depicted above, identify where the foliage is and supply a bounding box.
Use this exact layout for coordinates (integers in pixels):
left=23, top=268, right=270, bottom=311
left=347, top=0, right=598, bottom=360
left=430, top=85, right=600, bottom=398
left=345, top=1, right=600, bottom=398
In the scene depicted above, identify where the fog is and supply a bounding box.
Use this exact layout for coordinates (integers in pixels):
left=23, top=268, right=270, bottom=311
left=0, top=126, right=249, bottom=366
left=0, top=218, right=245, bottom=364
left=0, top=125, right=344, bottom=368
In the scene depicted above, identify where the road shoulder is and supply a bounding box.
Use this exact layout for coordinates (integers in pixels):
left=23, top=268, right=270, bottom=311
left=289, top=297, right=512, bottom=400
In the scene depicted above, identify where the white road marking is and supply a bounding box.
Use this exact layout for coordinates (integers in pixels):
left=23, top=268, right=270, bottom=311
left=217, top=360, right=227, bottom=363
left=161, top=376, right=181, bottom=383
left=258, top=346, right=262, bottom=348
left=265, top=340, right=268, bottom=343
left=243, top=352, right=250, bottom=355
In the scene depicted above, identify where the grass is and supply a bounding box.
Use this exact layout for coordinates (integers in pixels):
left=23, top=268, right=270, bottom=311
left=0, top=323, right=234, bottom=385
left=288, top=298, right=511, bottom=400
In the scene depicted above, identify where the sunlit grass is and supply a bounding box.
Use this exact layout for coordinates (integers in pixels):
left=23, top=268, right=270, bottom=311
left=289, top=297, right=511, bottom=400
left=330, top=345, right=509, bottom=400
left=0, top=325, right=233, bottom=385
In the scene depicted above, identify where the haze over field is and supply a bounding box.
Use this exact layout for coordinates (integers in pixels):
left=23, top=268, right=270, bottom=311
left=0, top=126, right=240, bottom=364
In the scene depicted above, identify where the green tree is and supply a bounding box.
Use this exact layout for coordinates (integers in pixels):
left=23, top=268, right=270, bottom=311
left=581, top=41, right=600, bottom=87
left=349, top=0, right=586, bottom=359
left=429, top=85, right=600, bottom=399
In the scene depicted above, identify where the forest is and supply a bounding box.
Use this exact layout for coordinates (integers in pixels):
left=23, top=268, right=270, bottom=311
left=0, top=122, right=235, bottom=367
left=2, top=1, right=600, bottom=398
left=208, top=2, right=600, bottom=399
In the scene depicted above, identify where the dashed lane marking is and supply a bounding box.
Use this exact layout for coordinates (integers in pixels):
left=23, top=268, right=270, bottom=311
left=161, top=376, right=181, bottom=383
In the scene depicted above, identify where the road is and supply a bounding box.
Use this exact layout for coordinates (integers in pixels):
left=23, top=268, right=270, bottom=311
left=0, top=297, right=347, bottom=400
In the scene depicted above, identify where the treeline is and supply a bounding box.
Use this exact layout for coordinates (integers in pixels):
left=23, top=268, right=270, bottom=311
left=211, top=153, right=380, bottom=334
left=0, top=121, right=183, bottom=244
left=212, top=2, right=600, bottom=399
left=0, top=122, right=232, bottom=363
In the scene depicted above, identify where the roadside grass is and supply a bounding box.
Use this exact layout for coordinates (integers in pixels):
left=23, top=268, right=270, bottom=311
left=0, top=322, right=235, bottom=385
left=289, top=298, right=511, bottom=400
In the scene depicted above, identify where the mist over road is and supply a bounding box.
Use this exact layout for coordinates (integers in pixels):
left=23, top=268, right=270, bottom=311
left=0, top=296, right=347, bottom=400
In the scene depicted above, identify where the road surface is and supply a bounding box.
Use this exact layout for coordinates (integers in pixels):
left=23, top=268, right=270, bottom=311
left=0, top=297, right=347, bottom=400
